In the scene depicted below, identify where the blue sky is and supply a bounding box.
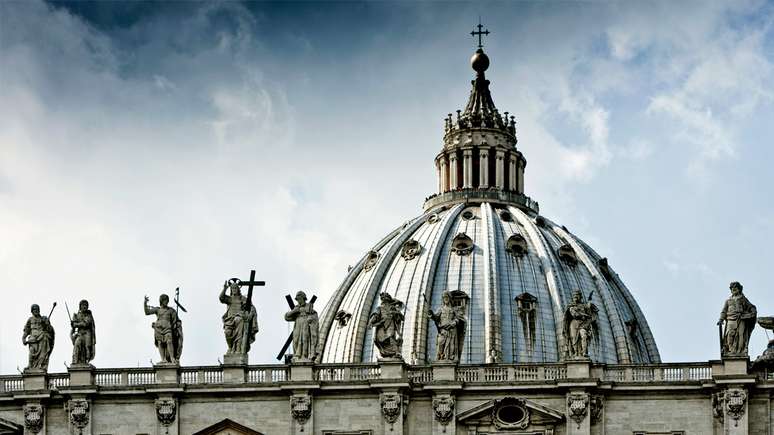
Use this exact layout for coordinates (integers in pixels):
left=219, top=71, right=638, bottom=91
left=1, top=0, right=773, bottom=372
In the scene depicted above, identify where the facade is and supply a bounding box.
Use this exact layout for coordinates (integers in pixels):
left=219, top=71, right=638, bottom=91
left=1, top=41, right=773, bottom=435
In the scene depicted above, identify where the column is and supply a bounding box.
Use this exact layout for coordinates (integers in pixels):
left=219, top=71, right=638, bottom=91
left=436, top=160, right=442, bottom=193
left=517, top=160, right=525, bottom=194
left=509, top=154, right=517, bottom=192
left=449, top=154, right=458, bottom=190
left=495, top=150, right=505, bottom=189
left=439, top=158, right=449, bottom=193
left=479, top=149, right=489, bottom=188
left=462, top=149, right=473, bottom=189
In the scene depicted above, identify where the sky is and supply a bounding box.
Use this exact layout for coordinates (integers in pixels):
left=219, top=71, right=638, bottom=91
left=1, top=0, right=773, bottom=373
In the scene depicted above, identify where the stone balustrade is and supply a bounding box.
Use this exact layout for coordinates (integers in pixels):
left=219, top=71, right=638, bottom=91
left=1, top=361, right=770, bottom=393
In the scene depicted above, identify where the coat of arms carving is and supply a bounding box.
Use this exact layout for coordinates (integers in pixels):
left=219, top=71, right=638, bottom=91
left=68, top=399, right=90, bottom=433
left=432, top=396, right=455, bottom=432
left=23, top=403, right=44, bottom=434
left=380, top=393, right=402, bottom=429
left=291, top=395, right=312, bottom=431
left=567, top=393, right=589, bottom=428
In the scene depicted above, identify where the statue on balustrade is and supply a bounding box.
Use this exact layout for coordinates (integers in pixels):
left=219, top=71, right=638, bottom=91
left=284, top=291, right=319, bottom=362
left=718, top=281, right=756, bottom=357
left=22, top=304, right=56, bottom=372
left=220, top=279, right=258, bottom=355
left=562, top=290, right=598, bottom=360
left=70, top=299, right=96, bottom=366
left=754, top=316, right=774, bottom=369
left=369, top=292, right=404, bottom=359
left=144, top=294, right=183, bottom=364
left=428, top=291, right=466, bottom=362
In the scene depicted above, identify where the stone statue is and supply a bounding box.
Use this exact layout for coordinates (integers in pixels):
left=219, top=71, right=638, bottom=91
left=718, top=281, right=756, bottom=357
left=284, top=291, right=319, bottom=362
left=368, top=292, right=404, bottom=359
left=428, top=291, right=466, bottom=362
left=22, top=304, right=56, bottom=372
left=219, top=279, right=258, bottom=355
left=144, top=294, right=183, bottom=364
left=562, top=290, right=598, bottom=360
left=70, top=300, right=95, bottom=366
left=754, top=317, right=774, bottom=369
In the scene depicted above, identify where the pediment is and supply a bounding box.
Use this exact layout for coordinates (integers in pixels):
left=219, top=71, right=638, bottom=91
left=0, top=417, right=22, bottom=435
left=457, top=397, right=564, bottom=431
left=192, top=418, right=264, bottom=435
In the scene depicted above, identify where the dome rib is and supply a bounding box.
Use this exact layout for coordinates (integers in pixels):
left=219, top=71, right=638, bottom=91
left=482, top=203, right=502, bottom=363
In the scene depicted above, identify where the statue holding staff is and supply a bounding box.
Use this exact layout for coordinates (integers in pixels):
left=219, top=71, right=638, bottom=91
left=22, top=303, right=56, bottom=372
left=144, top=294, right=183, bottom=364
left=68, top=300, right=96, bottom=366
left=428, top=291, right=466, bottom=362
left=562, top=290, right=598, bottom=360
left=718, top=281, right=757, bottom=357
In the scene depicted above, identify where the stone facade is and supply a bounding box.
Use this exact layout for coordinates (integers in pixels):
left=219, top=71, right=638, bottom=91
left=0, top=359, right=771, bottom=435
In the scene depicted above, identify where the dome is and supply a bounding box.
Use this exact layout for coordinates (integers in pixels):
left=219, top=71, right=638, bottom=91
left=315, top=47, right=661, bottom=366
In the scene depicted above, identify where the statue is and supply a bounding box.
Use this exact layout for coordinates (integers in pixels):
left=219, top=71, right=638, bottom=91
left=368, top=292, right=404, bottom=359
left=144, top=294, right=183, bottom=364
left=754, top=317, right=774, bottom=369
left=22, top=304, right=56, bottom=372
left=718, top=281, right=756, bottom=357
left=562, top=290, right=598, bottom=360
left=219, top=279, right=258, bottom=355
left=284, top=291, right=319, bottom=362
left=428, top=291, right=466, bottom=362
left=69, top=300, right=95, bottom=366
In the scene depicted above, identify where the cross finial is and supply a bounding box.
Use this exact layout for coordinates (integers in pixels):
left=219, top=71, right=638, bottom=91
left=471, top=19, right=490, bottom=49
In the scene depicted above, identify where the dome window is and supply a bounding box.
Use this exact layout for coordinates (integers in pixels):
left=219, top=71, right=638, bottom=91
left=598, top=257, right=613, bottom=280
left=427, top=213, right=440, bottom=224
left=505, top=234, right=528, bottom=257
left=500, top=211, right=513, bottom=222
left=461, top=209, right=476, bottom=220
left=535, top=216, right=547, bottom=228
left=401, top=239, right=422, bottom=261
left=450, top=233, right=474, bottom=256
left=363, top=250, right=380, bottom=271
left=557, top=244, right=577, bottom=267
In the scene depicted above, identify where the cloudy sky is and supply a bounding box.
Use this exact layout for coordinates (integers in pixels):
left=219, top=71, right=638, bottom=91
left=1, top=0, right=773, bottom=373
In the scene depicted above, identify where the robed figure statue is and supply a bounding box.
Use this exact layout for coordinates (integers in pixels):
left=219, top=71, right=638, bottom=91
left=71, top=299, right=96, bottom=366
left=144, top=294, right=183, bottom=364
left=429, top=291, right=466, bottom=362
left=220, top=279, right=258, bottom=355
left=718, top=281, right=757, bottom=357
left=562, top=291, right=598, bottom=360
left=22, top=304, right=55, bottom=372
left=369, top=292, right=404, bottom=359
left=284, top=291, right=319, bottom=362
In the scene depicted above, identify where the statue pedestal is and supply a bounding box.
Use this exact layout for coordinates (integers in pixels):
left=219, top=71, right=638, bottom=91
left=378, top=358, right=405, bottom=380
left=431, top=361, right=457, bottom=382
left=68, top=364, right=95, bottom=387
left=22, top=369, right=47, bottom=391
left=222, top=354, right=247, bottom=384
left=566, top=359, right=591, bottom=379
left=154, top=364, right=179, bottom=384
left=290, top=361, right=314, bottom=382
left=722, top=356, right=749, bottom=376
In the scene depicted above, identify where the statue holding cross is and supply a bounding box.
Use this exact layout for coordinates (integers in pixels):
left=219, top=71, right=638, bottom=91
left=220, top=270, right=263, bottom=357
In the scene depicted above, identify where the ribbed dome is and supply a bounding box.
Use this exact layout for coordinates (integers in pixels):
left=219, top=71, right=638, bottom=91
left=316, top=42, right=660, bottom=366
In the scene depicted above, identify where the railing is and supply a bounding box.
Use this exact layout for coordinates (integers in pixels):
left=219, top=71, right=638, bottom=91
left=48, top=373, right=70, bottom=390
left=314, top=364, right=380, bottom=382
left=248, top=366, right=288, bottom=383
left=0, top=376, right=23, bottom=393
left=407, top=366, right=433, bottom=384
left=602, top=364, right=712, bottom=383
left=456, top=364, right=568, bottom=383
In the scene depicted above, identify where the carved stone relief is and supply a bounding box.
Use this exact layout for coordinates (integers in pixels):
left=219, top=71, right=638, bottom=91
left=291, top=395, right=312, bottom=431
left=380, top=393, right=401, bottom=429
left=155, top=398, right=177, bottom=432
left=335, top=310, right=352, bottom=328
left=432, top=396, right=455, bottom=432
left=450, top=233, right=474, bottom=256
left=711, top=391, right=725, bottom=423
left=725, top=388, right=747, bottom=427
left=23, top=403, right=44, bottom=434
left=589, top=395, right=603, bottom=425
left=67, top=399, right=90, bottom=433
left=400, top=239, right=421, bottom=261
left=363, top=251, right=380, bottom=271
left=567, top=393, right=589, bottom=428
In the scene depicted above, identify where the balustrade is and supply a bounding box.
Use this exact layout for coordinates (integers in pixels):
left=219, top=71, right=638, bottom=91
left=602, top=364, right=713, bottom=383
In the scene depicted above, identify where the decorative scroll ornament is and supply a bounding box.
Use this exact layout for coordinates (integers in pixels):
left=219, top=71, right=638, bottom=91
left=23, top=404, right=44, bottom=434
left=491, top=397, right=529, bottom=430
left=450, top=233, right=474, bottom=256
left=711, top=392, right=725, bottom=423
left=590, top=395, right=603, bottom=424
left=401, top=239, right=422, bottom=261
left=291, top=395, right=312, bottom=431
left=155, top=399, right=177, bottom=432
left=567, top=393, right=589, bottom=428
left=725, top=388, right=747, bottom=427
left=380, top=393, right=402, bottom=430
left=68, top=399, right=90, bottom=433
left=363, top=251, right=380, bottom=271
left=432, top=396, right=455, bottom=432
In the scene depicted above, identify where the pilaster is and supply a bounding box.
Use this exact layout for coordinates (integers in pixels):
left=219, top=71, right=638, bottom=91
left=440, top=158, right=449, bottom=193
left=462, top=149, right=473, bottom=188
left=479, top=149, right=489, bottom=187
left=449, top=154, right=458, bottom=190
left=432, top=393, right=455, bottom=435
left=508, top=154, right=517, bottom=192
left=565, top=391, right=591, bottom=435
left=495, top=150, right=505, bottom=189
